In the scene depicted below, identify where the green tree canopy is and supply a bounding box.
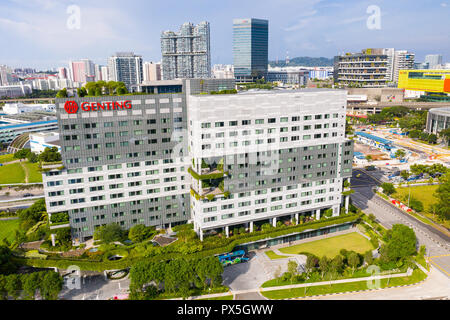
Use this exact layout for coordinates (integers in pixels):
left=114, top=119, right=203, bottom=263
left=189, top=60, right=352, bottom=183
left=94, top=223, right=125, bottom=244
left=383, top=224, right=417, bottom=262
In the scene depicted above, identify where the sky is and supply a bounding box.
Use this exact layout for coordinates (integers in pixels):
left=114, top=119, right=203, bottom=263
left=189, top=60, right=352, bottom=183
left=0, top=0, right=449, bottom=70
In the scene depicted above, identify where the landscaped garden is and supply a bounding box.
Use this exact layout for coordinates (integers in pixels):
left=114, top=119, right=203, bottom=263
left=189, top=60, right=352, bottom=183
left=278, top=232, right=374, bottom=257
left=258, top=214, right=428, bottom=301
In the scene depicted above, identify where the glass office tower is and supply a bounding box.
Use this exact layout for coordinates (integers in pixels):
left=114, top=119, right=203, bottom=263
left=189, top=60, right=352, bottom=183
left=233, top=18, right=268, bottom=83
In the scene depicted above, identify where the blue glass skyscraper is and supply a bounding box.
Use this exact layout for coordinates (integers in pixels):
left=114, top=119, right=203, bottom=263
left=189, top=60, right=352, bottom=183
left=233, top=18, right=268, bottom=82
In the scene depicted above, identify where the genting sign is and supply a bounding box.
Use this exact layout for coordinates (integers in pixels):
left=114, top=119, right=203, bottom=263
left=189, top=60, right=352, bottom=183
left=63, top=100, right=132, bottom=114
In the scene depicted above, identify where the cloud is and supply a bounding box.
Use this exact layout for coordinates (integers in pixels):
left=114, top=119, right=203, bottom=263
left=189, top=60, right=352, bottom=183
left=441, top=3, right=448, bottom=7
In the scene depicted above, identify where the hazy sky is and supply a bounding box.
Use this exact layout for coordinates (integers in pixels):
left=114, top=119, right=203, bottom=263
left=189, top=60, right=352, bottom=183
left=1, top=0, right=449, bottom=69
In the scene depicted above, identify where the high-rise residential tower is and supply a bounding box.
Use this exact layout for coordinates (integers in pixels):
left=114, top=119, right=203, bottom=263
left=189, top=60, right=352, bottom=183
left=233, top=18, right=269, bottom=83
left=393, top=50, right=415, bottom=83
left=108, top=52, right=144, bottom=89
left=425, top=54, right=443, bottom=69
left=143, top=62, right=162, bottom=82
left=161, top=21, right=211, bottom=80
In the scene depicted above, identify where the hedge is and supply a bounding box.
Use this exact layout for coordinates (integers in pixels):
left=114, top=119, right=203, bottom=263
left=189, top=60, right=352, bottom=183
left=16, top=213, right=360, bottom=272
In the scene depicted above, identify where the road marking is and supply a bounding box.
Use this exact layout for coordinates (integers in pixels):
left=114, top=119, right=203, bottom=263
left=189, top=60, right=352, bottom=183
left=429, top=259, right=450, bottom=277
left=429, top=254, right=450, bottom=259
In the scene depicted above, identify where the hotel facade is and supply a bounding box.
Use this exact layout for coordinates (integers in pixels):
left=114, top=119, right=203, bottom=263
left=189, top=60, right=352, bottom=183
left=44, top=81, right=353, bottom=242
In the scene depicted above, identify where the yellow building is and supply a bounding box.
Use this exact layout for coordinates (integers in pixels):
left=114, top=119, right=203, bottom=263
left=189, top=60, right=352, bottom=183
left=398, top=70, right=450, bottom=93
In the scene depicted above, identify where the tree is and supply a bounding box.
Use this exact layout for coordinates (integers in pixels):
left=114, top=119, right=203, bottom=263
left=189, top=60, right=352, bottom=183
left=0, top=246, right=17, bottom=275
left=381, top=182, right=396, bottom=196
left=365, top=155, right=373, bottom=162
left=77, top=87, right=87, bottom=97
left=56, top=88, right=68, bottom=98
left=368, top=213, right=376, bottom=223
left=94, top=223, right=125, bottom=244
left=14, top=148, right=31, bottom=161
left=348, top=252, right=360, bottom=275
left=384, top=224, right=417, bottom=262
left=364, top=250, right=374, bottom=265
left=439, top=128, right=450, bottom=146
left=5, top=274, right=21, bottom=299
left=27, top=151, right=39, bottom=163
left=40, top=271, right=63, bottom=300
left=330, top=255, right=344, bottom=277
left=319, top=256, right=329, bottom=279
left=287, top=260, right=298, bottom=285
left=39, top=147, right=61, bottom=163
left=305, top=255, right=318, bottom=275
left=22, top=272, right=41, bottom=300
left=400, top=170, right=410, bottom=180
left=408, top=197, right=424, bottom=212
left=427, top=134, right=437, bottom=144
left=128, top=224, right=153, bottom=243
left=433, top=172, right=450, bottom=222
left=395, top=149, right=406, bottom=159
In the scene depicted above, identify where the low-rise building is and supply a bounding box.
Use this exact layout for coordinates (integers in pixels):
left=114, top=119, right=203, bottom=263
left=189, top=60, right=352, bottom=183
left=30, top=132, right=61, bottom=153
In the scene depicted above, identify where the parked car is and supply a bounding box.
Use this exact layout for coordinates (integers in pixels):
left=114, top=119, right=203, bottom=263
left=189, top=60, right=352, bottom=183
left=23, top=193, right=34, bottom=197
left=365, top=165, right=376, bottom=171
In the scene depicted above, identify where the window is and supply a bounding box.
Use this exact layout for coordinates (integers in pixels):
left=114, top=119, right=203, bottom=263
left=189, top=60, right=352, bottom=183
left=255, top=119, right=264, bottom=124
left=229, top=120, right=238, bottom=126
left=104, top=122, right=113, bottom=127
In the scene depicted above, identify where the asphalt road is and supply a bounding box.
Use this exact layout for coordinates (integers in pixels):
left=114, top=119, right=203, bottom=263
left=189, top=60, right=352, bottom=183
left=350, top=168, right=450, bottom=277
left=59, top=272, right=130, bottom=300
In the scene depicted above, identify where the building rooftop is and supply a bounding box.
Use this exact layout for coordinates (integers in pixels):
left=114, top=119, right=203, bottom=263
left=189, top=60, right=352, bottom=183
left=429, top=107, right=450, bottom=116
left=355, top=131, right=393, bottom=145
left=0, top=120, right=57, bottom=130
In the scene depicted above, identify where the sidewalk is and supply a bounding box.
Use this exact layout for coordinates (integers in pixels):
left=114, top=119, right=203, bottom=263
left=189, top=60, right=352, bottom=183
left=260, top=269, right=412, bottom=292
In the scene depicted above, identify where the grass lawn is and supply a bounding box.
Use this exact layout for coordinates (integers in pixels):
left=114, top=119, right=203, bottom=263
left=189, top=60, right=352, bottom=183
left=0, top=154, right=15, bottom=164
left=261, top=269, right=426, bottom=299
left=0, top=219, right=20, bottom=242
left=278, top=232, right=374, bottom=257
left=23, top=162, right=43, bottom=183
left=0, top=162, right=26, bottom=184
left=393, top=185, right=439, bottom=210
left=265, top=250, right=288, bottom=260
left=393, top=185, right=449, bottom=229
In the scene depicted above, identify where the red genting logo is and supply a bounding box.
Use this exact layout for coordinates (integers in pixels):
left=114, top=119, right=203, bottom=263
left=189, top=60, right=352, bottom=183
left=64, top=101, right=79, bottom=114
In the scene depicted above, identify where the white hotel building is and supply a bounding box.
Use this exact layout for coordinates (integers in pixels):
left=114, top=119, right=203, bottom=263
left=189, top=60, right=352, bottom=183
left=188, top=89, right=353, bottom=240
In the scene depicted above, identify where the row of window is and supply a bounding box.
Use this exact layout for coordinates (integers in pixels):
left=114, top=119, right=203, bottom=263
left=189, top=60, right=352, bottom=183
left=63, top=118, right=182, bottom=131
left=202, top=197, right=334, bottom=223
left=201, top=133, right=340, bottom=149
left=200, top=114, right=340, bottom=128
left=200, top=123, right=340, bottom=139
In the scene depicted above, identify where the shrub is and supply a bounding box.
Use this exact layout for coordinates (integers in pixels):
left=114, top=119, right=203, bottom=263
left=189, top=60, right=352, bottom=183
left=381, top=183, right=396, bottom=196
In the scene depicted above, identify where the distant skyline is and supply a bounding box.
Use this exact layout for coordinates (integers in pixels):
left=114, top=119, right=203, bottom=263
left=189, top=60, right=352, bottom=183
left=0, top=0, right=449, bottom=69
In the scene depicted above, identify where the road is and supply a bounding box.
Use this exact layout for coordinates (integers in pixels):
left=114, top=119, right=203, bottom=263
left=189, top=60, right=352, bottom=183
left=59, top=272, right=130, bottom=300
left=350, top=168, right=450, bottom=277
